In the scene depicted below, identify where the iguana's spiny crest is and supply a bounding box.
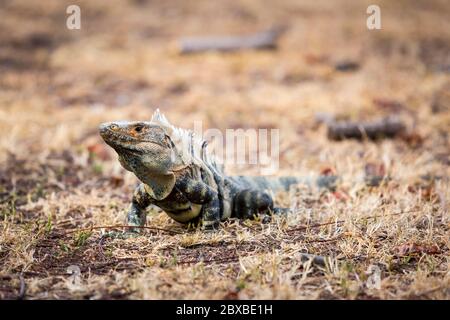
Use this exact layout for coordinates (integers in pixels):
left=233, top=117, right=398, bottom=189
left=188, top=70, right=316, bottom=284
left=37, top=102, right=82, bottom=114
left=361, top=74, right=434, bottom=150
left=150, top=109, right=207, bottom=168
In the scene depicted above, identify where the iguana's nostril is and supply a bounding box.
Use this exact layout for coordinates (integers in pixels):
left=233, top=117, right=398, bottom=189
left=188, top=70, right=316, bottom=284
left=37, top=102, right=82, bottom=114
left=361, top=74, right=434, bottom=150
left=99, top=123, right=109, bottom=133
left=110, top=124, right=119, bottom=130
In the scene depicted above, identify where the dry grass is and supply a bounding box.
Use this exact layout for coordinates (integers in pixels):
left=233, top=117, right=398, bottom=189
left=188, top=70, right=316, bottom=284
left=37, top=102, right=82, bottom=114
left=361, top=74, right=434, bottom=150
left=0, top=0, right=449, bottom=299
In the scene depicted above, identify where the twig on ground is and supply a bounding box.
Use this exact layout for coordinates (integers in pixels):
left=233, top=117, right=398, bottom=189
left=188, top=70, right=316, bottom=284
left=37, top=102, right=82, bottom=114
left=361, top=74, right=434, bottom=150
left=334, top=60, right=360, bottom=72
left=64, top=225, right=182, bottom=236
left=286, top=209, right=421, bottom=233
left=287, top=220, right=343, bottom=233
left=178, top=255, right=240, bottom=265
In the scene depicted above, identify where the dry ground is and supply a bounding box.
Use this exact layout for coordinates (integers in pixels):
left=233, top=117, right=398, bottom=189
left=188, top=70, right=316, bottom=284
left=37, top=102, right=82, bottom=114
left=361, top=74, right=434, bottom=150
left=0, top=0, right=449, bottom=299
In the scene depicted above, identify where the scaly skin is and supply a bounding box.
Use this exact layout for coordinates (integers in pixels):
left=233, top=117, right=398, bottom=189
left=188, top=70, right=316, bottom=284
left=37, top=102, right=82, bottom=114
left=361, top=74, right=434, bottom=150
left=99, top=110, right=336, bottom=231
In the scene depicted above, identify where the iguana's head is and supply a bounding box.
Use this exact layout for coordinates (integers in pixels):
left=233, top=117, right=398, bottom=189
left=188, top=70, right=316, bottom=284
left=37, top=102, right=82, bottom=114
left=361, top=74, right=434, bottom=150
left=99, top=120, right=176, bottom=172
left=99, top=110, right=189, bottom=200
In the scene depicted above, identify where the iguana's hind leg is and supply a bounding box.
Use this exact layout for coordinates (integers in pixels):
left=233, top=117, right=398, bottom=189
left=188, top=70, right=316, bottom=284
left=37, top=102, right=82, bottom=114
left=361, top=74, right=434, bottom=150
left=233, top=189, right=274, bottom=220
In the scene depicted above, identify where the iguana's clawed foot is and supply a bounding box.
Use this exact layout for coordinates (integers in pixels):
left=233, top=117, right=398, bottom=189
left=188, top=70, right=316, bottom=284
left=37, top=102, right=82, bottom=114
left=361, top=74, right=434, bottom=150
left=261, top=214, right=272, bottom=224
left=260, top=208, right=292, bottom=223
left=202, top=220, right=220, bottom=232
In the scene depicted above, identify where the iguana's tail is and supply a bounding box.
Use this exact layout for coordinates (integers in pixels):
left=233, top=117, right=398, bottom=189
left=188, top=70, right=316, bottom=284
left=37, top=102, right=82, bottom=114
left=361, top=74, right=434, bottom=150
left=229, top=175, right=339, bottom=193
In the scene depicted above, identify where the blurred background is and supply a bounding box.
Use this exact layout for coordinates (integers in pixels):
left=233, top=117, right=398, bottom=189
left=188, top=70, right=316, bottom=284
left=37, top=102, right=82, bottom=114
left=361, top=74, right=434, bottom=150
left=0, top=0, right=449, bottom=179
left=1, top=0, right=449, bottom=170
left=0, top=0, right=449, bottom=300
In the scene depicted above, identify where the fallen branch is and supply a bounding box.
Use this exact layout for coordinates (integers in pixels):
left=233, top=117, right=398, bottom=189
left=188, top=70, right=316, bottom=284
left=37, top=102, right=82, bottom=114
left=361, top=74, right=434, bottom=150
left=334, top=60, right=360, bottom=72
left=64, top=225, right=182, bottom=236
left=177, top=252, right=330, bottom=268
left=286, top=209, right=421, bottom=233
left=287, top=220, right=343, bottom=233
left=327, top=116, right=406, bottom=141
left=63, top=210, right=421, bottom=238
left=178, top=255, right=240, bottom=265
left=178, top=27, right=285, bottom=54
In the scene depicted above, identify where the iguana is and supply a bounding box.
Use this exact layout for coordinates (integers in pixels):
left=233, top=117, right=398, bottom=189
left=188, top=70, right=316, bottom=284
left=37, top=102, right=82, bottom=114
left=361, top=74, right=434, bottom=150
left=99, top=110, right=336, bottom=231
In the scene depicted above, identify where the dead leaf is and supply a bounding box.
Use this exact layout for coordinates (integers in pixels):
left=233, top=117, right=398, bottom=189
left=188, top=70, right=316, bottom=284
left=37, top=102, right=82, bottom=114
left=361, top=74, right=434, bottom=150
left=223, top=290, right=240, bottom=300
left=401, top=132, right=424, bottom=148
left=373, top=98, right=406, bottom=112
left=332, top=191, right=349, bottom=202
left=407, top=182, right=438, bottom=201
left=109, top=176, right=124, bottom=188
left=320, top=167, right=336, bottom=176
left=395, top=243, right=441, bottom=256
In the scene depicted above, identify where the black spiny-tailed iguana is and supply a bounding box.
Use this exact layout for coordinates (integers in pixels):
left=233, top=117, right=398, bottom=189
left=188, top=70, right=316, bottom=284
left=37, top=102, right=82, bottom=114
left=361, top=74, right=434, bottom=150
left=99, top=110, right=336, bottom=231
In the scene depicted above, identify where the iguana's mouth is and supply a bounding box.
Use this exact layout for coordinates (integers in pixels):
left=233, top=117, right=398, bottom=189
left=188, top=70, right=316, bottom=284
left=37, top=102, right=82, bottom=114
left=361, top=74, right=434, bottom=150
left=100, top=127, right=140, bottom=143
left=99, top=126, right=168, bottom=150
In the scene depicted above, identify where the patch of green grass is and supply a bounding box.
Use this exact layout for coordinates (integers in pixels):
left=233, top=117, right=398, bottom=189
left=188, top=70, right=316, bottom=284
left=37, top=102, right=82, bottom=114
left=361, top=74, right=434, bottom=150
left=73, top=231, right=92, bottom=247
left=92, top=163, right=103, bottom=174
left=45, top=215, right=53, bottom=233
left=236, top=278, right=247, bottom=290
left=33, top=183, right=46, bottom=200
left=59, top=240, right=71, bottom=253
left=171, top=250, right=178, bottom=265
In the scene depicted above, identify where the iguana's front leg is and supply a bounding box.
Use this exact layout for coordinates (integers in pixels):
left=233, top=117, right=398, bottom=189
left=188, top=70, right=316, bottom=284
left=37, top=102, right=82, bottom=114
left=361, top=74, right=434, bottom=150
left=175, top=178, right=217, bottom=204
left=175, top=178, right=220, bottom=230
left=126, top=183, right=152, bottom=233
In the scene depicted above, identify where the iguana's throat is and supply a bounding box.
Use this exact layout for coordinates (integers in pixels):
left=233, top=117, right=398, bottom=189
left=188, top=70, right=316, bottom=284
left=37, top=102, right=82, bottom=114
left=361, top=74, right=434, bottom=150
left=118, top=153, right=176, bottom=200
left=141, top=173, right=175, bottom=200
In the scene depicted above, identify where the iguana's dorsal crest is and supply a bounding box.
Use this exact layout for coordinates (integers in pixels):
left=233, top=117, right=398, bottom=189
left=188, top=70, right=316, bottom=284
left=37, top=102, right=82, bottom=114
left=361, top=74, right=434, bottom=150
left=151, top=108, right=171, bottom=126
left=150, top=109, right=210, bottom=170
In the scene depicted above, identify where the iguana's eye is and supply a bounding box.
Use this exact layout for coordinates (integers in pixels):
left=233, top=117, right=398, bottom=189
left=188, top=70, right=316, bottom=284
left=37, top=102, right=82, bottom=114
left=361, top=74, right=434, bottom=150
left=134, top=125, right=143, bottom=132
